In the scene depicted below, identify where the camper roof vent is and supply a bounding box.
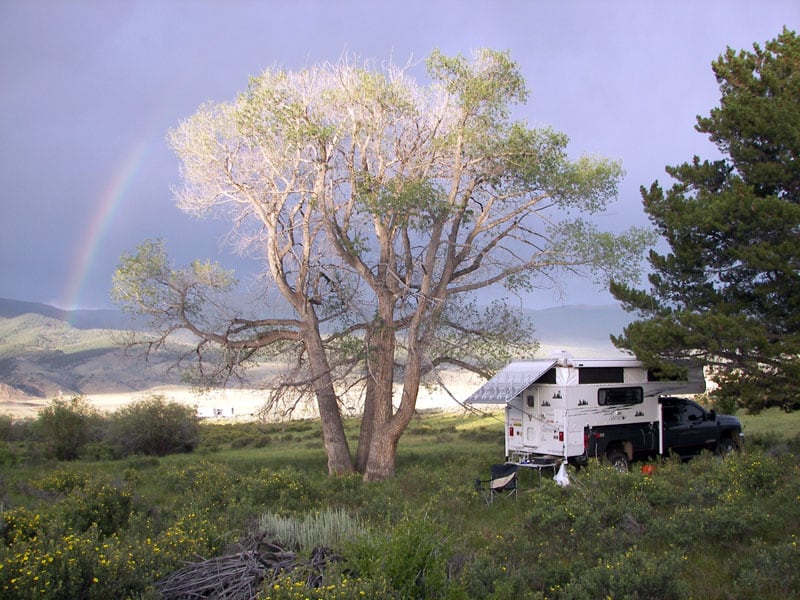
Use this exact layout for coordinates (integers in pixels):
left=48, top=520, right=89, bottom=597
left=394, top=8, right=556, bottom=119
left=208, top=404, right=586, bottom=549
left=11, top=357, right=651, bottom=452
left=554, top=350, right=573, bottom=367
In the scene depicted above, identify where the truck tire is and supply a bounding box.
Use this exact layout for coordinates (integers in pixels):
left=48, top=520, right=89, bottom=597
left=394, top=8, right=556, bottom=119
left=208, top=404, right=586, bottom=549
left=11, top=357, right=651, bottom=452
left=717, top=436, right=738, bottom=456
left=607, top=449, right=630, bottom=473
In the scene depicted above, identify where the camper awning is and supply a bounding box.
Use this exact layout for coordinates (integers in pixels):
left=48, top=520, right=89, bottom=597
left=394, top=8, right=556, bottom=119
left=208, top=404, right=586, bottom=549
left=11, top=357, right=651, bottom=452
left=465, top=360, right=558, bottom=404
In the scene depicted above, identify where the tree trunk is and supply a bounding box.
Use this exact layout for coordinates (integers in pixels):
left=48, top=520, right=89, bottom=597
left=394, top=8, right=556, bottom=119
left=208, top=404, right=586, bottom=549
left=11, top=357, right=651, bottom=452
left=362, top=386, right=416, bottom=481
left=355, top=318, right=396, bottom=473
left=315, top=385, right=355, bottom=475
left=362, top=344, right=423, bottom=481
left=357, top=306, right=402, bottom=478
left=363, top=423, right=401, bottom=481
left=354, top=382, right=375, bottom=473
left=304, top=323, right=355, bottom=476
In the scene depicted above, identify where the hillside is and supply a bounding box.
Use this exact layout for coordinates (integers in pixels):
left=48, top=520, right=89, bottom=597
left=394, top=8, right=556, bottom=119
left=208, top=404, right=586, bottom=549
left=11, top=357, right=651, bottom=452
left=0, top=303, right=187, bottom=403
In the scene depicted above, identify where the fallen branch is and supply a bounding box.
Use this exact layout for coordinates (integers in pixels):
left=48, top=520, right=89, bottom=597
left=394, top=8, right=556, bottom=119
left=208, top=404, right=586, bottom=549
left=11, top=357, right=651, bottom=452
left=156, top=535, right=341, bottom=600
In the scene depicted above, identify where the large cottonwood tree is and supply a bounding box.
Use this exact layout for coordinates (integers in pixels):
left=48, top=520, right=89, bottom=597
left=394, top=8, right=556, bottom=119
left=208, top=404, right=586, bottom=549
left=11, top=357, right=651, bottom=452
left=611, top=29, right=800, bottom=412
left=114, top=50, right=650, bottom=479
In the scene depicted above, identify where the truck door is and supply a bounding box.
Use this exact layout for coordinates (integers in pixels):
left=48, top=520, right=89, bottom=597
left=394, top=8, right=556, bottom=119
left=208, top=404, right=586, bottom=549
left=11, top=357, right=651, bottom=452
left=662, top=400, right=716, bottom=456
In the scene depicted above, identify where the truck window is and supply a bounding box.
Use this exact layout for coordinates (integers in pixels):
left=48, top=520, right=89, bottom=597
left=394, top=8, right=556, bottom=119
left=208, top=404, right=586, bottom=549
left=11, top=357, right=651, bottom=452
left=684, top=404, right=705, bottom=422
left=662, top=405, right=680, bottom=424
left=598, top=387, right=643, bottom=406
left=662, top=401, right=705, bottom=424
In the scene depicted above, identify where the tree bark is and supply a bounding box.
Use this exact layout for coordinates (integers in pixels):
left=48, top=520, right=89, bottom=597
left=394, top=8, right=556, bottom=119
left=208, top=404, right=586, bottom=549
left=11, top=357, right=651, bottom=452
left=362, top=340, right=423, bottom=481
left=359, top=307, right=399, bottom=479
left=315, top=383, right=355, bottom=476
left=354, top=378, right=375, bottom=474
left=362, top=423, right=400, bottom=481
left=304, top=323, right=354, bottom=476
left=354, top=324, right=386, bottom=472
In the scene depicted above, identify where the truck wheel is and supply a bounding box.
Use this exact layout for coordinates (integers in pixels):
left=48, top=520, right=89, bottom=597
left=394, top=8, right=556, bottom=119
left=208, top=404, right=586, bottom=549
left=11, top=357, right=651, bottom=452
left=607, top=450, right=630, bottom=473
left=717, top=437, right=738, bottom=456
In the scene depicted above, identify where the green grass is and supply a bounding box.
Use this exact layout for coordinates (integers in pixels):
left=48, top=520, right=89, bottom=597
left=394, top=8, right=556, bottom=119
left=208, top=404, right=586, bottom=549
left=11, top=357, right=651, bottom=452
left=738, top=406, right=800, bottom=439
left=1, top=409, right=799, bottom=599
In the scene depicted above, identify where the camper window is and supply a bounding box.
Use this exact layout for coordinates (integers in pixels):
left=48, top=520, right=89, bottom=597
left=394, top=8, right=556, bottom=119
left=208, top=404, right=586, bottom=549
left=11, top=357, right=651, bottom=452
left=536, top=368, right=557, bottom=384
left=598, top=387, right=643, bottom=406
left=579, top=367, right=625, bottom=384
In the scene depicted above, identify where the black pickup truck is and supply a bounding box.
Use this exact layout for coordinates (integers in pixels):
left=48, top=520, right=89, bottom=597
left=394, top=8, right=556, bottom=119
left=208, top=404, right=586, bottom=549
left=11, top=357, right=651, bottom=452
left=582, top=396, right=744, bottom=471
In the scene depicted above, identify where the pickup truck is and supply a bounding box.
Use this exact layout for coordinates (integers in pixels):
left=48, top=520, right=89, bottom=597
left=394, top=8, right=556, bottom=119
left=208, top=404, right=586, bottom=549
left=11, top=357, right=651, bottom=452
left=582, top=396, right=744, bottom=471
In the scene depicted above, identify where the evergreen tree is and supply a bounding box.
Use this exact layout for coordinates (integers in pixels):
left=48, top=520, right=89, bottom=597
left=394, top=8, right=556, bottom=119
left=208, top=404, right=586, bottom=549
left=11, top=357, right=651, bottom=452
left=612, top=28, right=800, bottom=413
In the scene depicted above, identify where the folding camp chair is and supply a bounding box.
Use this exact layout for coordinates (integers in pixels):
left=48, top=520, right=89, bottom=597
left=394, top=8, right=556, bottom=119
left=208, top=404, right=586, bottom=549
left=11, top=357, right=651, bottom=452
left=474, top=463, right=518, bottom=505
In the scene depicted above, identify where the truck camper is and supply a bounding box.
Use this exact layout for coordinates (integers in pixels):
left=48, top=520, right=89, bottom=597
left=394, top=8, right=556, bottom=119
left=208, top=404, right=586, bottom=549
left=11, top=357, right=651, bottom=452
left=466, top=354, right=742, bottom=471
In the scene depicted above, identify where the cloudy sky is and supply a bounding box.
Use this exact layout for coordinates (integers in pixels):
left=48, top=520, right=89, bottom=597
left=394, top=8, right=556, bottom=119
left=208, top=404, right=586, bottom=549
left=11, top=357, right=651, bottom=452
left=1, top=1, right=796, bottom=310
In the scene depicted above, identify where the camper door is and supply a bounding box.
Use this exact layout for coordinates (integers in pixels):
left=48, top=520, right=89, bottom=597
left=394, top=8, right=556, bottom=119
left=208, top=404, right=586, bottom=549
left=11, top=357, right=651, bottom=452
left=522, top=386, right=543, bottom=450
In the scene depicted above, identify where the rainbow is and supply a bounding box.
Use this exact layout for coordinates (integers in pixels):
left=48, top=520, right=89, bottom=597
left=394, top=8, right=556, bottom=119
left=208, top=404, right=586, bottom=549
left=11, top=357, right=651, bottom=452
left=62, top=134, right=152, bottom=315
left=61, top=73, right=197, bottom=315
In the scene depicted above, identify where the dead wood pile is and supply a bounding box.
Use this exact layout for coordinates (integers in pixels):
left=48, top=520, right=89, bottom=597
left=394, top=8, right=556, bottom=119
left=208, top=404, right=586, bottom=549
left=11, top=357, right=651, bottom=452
left=156, top=535, right=340, bottom=600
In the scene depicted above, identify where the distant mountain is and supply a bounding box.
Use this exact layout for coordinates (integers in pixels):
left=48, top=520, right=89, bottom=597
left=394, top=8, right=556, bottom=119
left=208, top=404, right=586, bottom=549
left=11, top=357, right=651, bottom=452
left=0, top=298, right=639, bottom=402
left=0, top=298, right=144, bottom=330
left=0, top=301, right=185, bottom=400
left=0, top=297, right=637, bottom=347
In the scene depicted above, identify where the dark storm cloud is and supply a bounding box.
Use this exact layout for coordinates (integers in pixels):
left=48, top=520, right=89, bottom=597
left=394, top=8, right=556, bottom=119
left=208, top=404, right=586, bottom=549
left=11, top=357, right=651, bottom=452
left=0, top=0, right=796, bottom=308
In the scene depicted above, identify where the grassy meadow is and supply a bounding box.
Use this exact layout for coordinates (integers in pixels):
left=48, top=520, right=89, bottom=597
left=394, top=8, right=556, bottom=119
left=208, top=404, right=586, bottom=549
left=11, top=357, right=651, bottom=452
left=0, top=407, right=799, bottom=599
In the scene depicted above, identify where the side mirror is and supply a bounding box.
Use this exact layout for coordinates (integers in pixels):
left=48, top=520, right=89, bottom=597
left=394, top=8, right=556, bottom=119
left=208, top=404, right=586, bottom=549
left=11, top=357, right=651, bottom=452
left=709, top=409, right=717, bottom=421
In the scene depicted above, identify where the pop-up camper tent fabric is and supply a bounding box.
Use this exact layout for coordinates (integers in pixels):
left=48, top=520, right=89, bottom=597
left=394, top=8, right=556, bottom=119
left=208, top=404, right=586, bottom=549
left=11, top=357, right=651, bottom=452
left=465, top=360, right=557, bottom=404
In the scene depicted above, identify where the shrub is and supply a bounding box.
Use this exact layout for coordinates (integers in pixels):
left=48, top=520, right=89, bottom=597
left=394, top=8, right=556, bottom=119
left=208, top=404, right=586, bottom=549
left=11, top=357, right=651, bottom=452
left=28, top=465, right=93, bottom=495
left=241, top=467, right=317, bottom=511
left=0, top=522, right=160, bottom=599
left=559, top=547, right=690, bottom=600
left=0, top=441, right=17, bottom=466
left=2, top=418, right=34, bottom=444
left=258, top=508, right=365, bottom=551
left=26, top=469, right=135, bottom=537
left=0, top=414, right=12, bottom=442
left=54, top=478, right=135, bottom=536
left=108, top=395, right=200, bottom=457
left=33, top=397, right=103, bottom=460
left=732, top=536, right=800, bottom=598
left=346, top=516, right=450, bottom=598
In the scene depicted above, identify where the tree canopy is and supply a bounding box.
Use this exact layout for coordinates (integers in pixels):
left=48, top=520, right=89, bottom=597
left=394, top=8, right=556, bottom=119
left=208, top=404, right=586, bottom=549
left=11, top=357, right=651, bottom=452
left=114, top=49, right=651, bottom=479
left=611, top=28, right=800, bottom=412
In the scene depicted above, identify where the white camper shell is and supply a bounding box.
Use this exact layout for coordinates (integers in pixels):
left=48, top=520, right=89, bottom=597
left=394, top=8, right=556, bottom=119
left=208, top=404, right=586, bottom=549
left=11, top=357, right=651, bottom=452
left=465, top=355, right=705, bottom=466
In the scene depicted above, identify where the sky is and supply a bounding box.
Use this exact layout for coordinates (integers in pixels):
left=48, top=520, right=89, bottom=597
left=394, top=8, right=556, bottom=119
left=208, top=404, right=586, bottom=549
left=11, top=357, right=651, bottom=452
left=1, top=1, right=797, bottom=311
